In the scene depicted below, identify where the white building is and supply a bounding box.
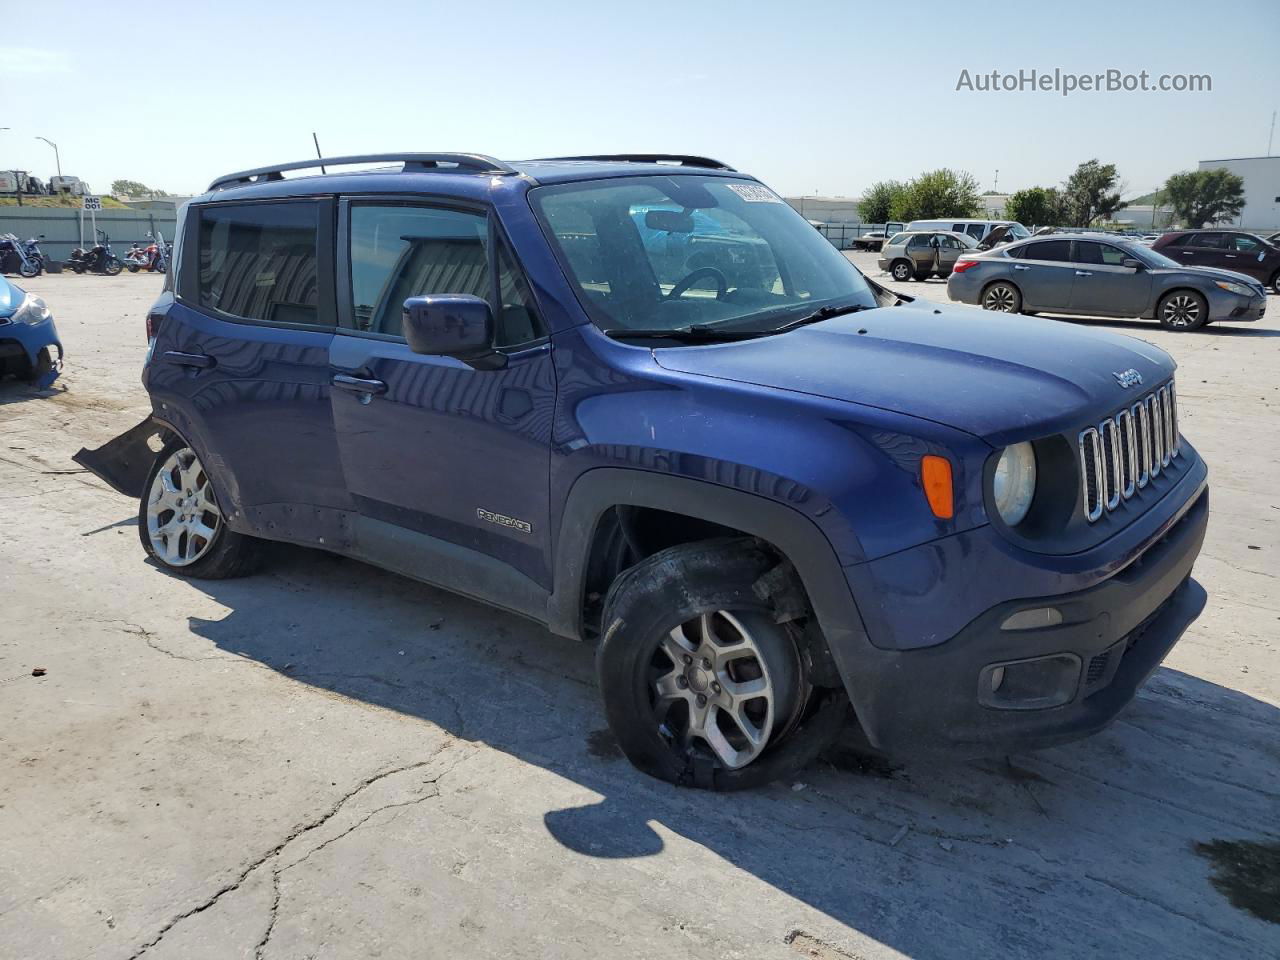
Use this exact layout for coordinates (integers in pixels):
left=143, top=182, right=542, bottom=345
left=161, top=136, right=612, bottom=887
left=782, top=196, right=865, bottom=224
left=1197, top=155, right=1280, bottom=230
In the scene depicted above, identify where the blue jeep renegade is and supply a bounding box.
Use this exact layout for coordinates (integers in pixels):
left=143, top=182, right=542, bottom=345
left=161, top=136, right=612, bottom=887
left=76, top=153, right=1208, bottom=789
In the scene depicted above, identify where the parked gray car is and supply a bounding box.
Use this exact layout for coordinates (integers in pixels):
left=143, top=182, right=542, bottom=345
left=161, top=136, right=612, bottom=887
left=877, top=230, right=979, bottom=281
left=946, top=234, right=1268, bottom=331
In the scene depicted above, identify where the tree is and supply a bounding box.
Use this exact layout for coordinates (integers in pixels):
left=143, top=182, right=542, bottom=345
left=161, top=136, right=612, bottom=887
left=1163, top=169, right=1246, bottom=228
left=858, top=180, right=906, bottom=224
left=1005, top=186, right=1065, bottom=228
left=111, top=179, right=167, bottom=198
left=889, top=168, right=982, bottom=222
left=1060, top=159, right=1124, bottom=227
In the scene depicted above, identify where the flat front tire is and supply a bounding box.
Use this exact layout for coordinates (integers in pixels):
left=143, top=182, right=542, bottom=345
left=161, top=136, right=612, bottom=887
left=138, top=440, right=262, bottom=578
left=597, top=538, right=848, bottom=790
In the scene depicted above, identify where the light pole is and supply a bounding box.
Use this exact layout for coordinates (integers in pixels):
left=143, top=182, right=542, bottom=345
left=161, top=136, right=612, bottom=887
left=36, top=136, right=61, bottom=179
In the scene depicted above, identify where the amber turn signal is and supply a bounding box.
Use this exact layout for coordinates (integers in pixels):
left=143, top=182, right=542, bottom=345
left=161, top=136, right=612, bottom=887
left=920, top=455, right=954, bottom=519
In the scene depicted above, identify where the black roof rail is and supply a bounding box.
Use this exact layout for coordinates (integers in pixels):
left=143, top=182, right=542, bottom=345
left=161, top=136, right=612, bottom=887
left=532, top=153, right=737, bottom=172
left=208, top=153, right=518, bottom=191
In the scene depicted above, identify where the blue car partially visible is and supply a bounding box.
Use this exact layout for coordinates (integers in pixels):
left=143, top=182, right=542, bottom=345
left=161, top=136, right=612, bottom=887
left=0, top=276, right=63, bottom=388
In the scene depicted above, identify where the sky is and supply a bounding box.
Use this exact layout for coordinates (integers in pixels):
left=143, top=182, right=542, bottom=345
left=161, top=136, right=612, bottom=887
left=4, top=0, right=1278, bottom=200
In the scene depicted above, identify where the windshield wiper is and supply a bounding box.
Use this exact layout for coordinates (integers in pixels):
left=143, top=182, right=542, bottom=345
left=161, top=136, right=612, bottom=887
left=767, top=301, right=871, bottom=334
left=602, top=324, right=769, bottom=343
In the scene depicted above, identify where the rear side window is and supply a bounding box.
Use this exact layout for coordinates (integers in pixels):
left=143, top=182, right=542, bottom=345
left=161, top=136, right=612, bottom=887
left=198, top=202, right=320, bottom=325
left=1189, top=233, right=1224, bottom=249
left=1162, top=233, right=1191, bottom=247
left=965, top=224, right=986, bottom=240
left=1022, top=239, right=1073, bottom=262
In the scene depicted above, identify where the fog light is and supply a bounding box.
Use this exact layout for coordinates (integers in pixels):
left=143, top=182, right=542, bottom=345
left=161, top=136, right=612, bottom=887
left=978, top=653, right=1081, bottom=710
left=1000, top=607, right=1064, bottom=631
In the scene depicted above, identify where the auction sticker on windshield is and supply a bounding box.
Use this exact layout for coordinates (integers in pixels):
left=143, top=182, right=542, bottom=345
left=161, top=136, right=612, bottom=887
left=727, top=183, right=784, bottom=203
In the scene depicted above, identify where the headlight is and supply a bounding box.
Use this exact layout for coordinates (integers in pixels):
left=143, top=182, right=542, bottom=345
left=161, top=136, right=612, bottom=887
left=993, top=442, right=1037, bottom=526
left=11, top=293, right=51, bottom=325
left=1214, top=280, right=1252, bottom=297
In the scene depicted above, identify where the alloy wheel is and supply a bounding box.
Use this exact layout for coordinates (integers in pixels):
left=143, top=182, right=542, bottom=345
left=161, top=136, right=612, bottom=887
left=146, top=448, right=223, bottom=566
left=892, top=262, right=912, bottom=281
left=650, top=610, right=780, bottom=769
left=983, top=284, right=1017, bottom=312
left=1161, top=294, right=1202, bottom=327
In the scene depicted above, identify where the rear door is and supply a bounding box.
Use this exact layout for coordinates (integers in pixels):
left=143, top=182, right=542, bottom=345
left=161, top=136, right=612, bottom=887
left=329, top=198, right=555, bottom=595
left=905, top=233, right=934, bottom=274
left=1069, top=240, right=1151, bottom=316
left=1176, top=232, right=1226, bottom=269
left=1222, top=233, right=1269, bottom=281
left=1008, top=238, right=1076, bottom=310
left=155, top=197, right=350, bottom=542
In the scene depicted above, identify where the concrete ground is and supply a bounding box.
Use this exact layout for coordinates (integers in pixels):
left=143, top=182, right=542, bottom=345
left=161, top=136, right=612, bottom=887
left=1, top=265, right=1277, bottom=960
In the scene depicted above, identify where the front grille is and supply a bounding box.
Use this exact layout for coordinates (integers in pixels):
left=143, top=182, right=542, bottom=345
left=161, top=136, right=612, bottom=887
left=1079, top=380, right=1179, bottom=523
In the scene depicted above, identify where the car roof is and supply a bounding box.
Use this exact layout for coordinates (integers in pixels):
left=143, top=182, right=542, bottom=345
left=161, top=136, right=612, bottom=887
left=193, top=155, right=756, bottom=205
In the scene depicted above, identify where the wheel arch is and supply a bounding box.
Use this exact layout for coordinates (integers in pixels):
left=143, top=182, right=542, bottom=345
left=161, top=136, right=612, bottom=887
left=980, top=276, right=1023, bottom=303
left=547, top=468, right=873, bottom=686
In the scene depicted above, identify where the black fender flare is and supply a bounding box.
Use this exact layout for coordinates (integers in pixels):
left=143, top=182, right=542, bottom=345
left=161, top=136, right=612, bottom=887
left=546, top=468, right=873, bottom=691
left=72, top=416, right=178, bottom=498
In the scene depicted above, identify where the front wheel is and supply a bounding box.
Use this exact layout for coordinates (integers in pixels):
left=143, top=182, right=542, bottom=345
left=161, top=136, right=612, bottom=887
left=103, top=257, right=123, bottom=276
left=127, top=262, right=140, bottom=273
left=1157, top=290, right=1207, bottom=330
left=981, top=281, right=1022, bottom=313
left=1270, top=271, right=1279, bottom=296
left=19, top=260, right=39, bottom=278
left=597, top=538, right=848, bottom=790
left=138, top=440, right=263, bottom=578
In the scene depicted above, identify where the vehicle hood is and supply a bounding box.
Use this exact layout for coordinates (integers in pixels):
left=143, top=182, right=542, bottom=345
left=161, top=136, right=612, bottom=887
left=651, top=300, right=1176, bottom=445
left=1154, top=264, right=1265, bottom=289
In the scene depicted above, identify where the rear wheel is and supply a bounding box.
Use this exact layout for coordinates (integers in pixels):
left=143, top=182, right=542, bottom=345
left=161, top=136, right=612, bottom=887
left=1270, top=271, right=1279, bottom=295
left=981, top=281, right=1021, bottom=313
left=890, top=260, right=913, bottom=282
left=138, top=440, right=262, bottom=578
left=597, top=538, right=848, bottom=790
left=1157, top=290, right=1207, bottom=330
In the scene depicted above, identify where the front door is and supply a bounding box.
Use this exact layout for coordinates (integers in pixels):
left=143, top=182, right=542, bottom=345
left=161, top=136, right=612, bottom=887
left=152, top=197, right=351, bottom=543
left=906, top=233, right=935, bottom=275
left=1068, top=240, right=1151, bottom=316
left=328, top=199, right=556, bottom=592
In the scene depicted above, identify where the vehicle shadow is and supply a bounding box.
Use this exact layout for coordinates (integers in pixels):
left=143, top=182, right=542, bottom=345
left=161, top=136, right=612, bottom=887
left=178, top=542, right=1277, bottom=958
left=0, top=380, right=66, bottom=406
left=1047, top=315, right=1280, bottom=337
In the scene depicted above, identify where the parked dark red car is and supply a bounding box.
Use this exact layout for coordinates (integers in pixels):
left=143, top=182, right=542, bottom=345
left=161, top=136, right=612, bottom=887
left=1152, top=229, right=1280, bottom=295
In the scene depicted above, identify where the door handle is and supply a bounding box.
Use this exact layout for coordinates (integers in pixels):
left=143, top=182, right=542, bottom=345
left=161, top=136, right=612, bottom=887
left=1224, top=254, right=1238, bottom=259
left=332, top=373, right=387, bottom=396
left=162, top=350, right=215, bottom=370
left=1013, top=264, right=1030, bottom=271
left=1075, top=270, right=1093, bottom=277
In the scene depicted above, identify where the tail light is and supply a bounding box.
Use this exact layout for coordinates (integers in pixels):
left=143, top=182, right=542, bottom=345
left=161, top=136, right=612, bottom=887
left=953, top=259, right=980, bottom=274
left=146, top=312, right=164, bottom=341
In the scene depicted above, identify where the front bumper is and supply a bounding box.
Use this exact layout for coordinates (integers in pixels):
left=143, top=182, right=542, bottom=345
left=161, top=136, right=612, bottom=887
left=0, top=315, right=63, bottom=387
left=842, top=482, right=1208, bottom=757
left=1206, top=287, right=1265, bottom=322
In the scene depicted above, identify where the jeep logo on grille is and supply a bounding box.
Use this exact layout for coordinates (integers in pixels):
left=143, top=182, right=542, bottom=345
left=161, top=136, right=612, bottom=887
left=1113, top=368, right=1143, bottom=388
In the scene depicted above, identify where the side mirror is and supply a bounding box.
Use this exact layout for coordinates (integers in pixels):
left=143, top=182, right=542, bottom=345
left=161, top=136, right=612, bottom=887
left=401, top=295, right=505, bottom=370
left=1122, top=258, right=1143, bottom=270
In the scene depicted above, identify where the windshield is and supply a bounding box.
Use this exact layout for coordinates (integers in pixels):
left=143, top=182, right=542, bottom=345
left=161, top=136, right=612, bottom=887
left=1132, top=244, right=1182, bottom=269
left=531, top=175, right=877, bottom=336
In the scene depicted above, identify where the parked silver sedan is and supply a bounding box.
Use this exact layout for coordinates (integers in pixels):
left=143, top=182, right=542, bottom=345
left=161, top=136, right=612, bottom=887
left=946, top=234, right=1267, bottom=331
left=877, top=230, right=978, bottom=282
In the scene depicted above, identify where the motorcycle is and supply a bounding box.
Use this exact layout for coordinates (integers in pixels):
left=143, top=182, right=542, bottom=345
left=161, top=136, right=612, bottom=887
left=66, top=230, right=124, bottom=276
left=123, top=232, right=170, bottom=273
left=0, top=232, right=44, bottom=278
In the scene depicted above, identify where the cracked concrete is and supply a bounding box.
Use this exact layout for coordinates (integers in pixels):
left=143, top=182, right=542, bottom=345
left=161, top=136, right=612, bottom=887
left=1, top=272, right=1277, bottom=959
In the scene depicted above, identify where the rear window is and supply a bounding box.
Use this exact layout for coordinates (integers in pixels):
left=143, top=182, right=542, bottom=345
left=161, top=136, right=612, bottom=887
left=886, top=233, right=908, bottom=246
left=198, top=202, right=320, bottom=325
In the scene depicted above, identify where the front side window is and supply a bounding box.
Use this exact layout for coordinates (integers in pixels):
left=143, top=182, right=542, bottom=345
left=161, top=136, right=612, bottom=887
left=198, top=202, right=320, bottom=325
left=533, top=176, right=876, bottom=336
left=347, top=204, right=542, bottom=346
left=1075, top=241, right=1128, bottom=266
left=1231, top=234, right=1262, bottom=253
